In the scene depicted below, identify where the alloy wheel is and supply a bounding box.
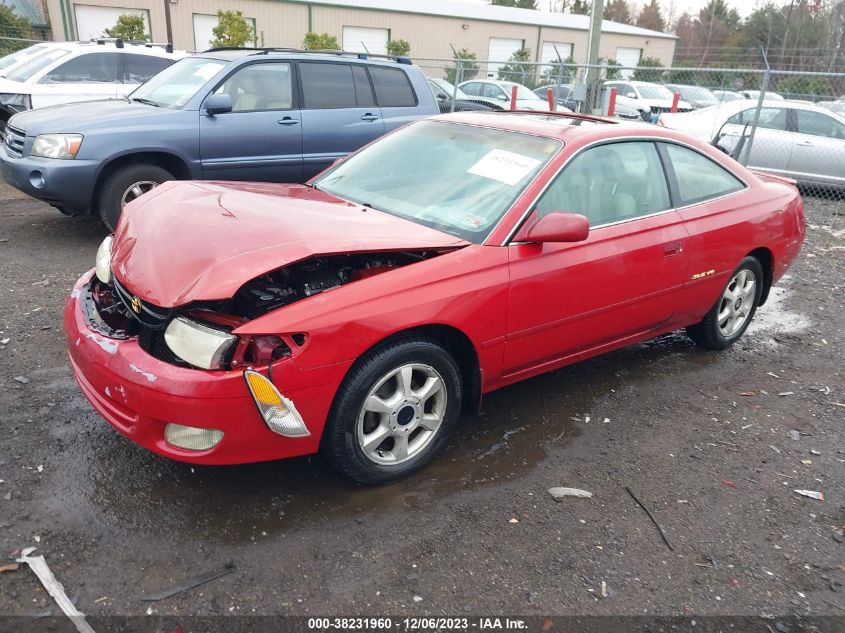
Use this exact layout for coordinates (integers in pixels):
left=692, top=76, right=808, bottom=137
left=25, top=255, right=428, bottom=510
left=717, top=269, right=757, bottom=337
left=121, top=180, right=160, bottom=208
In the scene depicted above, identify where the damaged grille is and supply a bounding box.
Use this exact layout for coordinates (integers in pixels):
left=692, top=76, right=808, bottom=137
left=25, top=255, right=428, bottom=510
left=110, top=278, right=184, bottom=365
left=4, top=125, right=25, bottom=158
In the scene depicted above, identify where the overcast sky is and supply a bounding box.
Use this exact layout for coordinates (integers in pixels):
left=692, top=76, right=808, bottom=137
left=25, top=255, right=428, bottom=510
left=450, top=0, right=764, bottom=25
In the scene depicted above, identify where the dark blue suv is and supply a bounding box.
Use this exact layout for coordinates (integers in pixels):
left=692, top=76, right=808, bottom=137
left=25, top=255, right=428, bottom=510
left=0, top=49, right=438, bottom=229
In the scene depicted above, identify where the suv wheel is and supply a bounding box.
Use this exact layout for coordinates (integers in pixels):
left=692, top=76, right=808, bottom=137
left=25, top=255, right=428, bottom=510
left=99, top=163, right=173, bottom=231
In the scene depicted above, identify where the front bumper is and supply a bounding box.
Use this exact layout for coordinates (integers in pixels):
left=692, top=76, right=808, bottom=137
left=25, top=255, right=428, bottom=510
left=0, top=150, right=99, bottom=213
left=64, top=272, right=351, bottom=465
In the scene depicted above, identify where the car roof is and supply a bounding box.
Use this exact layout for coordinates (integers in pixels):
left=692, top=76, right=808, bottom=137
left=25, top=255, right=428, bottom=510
left=57, top=40, right=185, bottom=57
left=193, top=48, right=416, bottom=68
left=462, top=79, right=521, bottom=87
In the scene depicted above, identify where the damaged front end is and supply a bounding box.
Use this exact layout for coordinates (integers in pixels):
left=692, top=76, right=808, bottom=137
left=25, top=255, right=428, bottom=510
left=85, top=249, right=452, bottom=372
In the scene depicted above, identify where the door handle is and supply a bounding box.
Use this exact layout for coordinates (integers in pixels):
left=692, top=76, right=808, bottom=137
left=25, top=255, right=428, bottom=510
left=663, top=241, right=684, bottom=256
left=796, top=139, right=814, bottom=146
left=361, top=113, right=379, bottom=122
left=278, top=117, right=299, bottom=125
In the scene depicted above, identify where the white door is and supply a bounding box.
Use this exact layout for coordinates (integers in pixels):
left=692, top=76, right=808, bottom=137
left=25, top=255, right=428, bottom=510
left=541, top=42, right=573, bottom=65
left=342, top=27, right=388, bottom=55
left=74, top=5, right=150, bottom=41
left=193, top=14, right=256, bottom=51
left=488, top=37, right=523, bottom=78
left=615, top=47, right=641, bottom=79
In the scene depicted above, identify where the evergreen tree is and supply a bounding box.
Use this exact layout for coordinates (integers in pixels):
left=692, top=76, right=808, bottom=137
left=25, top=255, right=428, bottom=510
left=605, top=0, right=633, bottom=25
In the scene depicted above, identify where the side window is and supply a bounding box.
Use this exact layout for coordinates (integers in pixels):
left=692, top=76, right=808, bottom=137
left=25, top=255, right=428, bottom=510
left=299, top=62, right=357, bottom=109
left=663, top=143, right=744, bottom=205
left=795, top=109, right=845, bottom=139
left=124, top=54, right=173, bottom=84
left=369, top=66, right=417, bottom=107
left=535, top=141, right=670, bottom=226
left=42, top=53, right=120, bottom=83
left=214, top=62, right=293, bottom=112
left=461, top=82, right=480, bottom=96
left=352, top=65, right=375, bottom=107
left=727, top=107, right=787, bottom=130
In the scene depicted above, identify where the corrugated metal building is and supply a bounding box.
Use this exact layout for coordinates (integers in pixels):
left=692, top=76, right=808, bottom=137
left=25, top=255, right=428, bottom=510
left=44, top=0, right=675, bottom=69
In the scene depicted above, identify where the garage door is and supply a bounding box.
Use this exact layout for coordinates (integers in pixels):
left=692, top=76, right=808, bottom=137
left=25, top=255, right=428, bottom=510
left=193, top=14, right=256, bottom=51
left=488, top=37, right=523, bottom=78
left=541, top=42, right=573, bottom=65
left=342, top=27, right=388, bottom=55
left=74, top=5, right=150, bottom=41
left=615, top=47, right=642, bottom=78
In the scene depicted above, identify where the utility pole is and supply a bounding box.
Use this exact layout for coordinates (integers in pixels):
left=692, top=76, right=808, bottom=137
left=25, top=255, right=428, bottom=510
left=163, top=0, right=173, bottom=46
left=585, top=0, right=605, bottom=113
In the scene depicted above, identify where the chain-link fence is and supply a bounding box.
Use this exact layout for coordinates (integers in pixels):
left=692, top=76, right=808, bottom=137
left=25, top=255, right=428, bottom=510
left=416, top=56, right=845, bottom=219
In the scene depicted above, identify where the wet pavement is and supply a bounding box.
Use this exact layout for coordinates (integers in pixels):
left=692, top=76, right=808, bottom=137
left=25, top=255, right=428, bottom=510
left=1, top=186, right=843, bottom=622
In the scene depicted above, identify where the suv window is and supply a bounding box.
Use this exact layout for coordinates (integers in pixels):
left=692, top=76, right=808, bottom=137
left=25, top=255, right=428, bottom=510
left=42, top=53, right=120, bottom=83
left=663, top=143, right=744, bottom=205
left=352, top=65, right=375, bottom=107
left=299, top=62, right=361, bottom=109
left=795, top=109, right=845, bottom=139
left=369, top=66, right=416, bottom=107
left=214, top=62, right=294, bottom=112
left=124, top=54, right=173, bottom=84
left=727, top=106, right=787, bottom=130
left=536, top=141, right=670, bottom=226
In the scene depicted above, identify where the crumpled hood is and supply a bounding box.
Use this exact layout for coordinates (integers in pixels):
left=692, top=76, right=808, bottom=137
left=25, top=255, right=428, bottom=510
left=111, top=181, right=468, bottom=307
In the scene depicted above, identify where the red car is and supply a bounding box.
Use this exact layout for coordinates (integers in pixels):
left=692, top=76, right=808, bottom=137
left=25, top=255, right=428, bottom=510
left=65, top=112, right=805, bottom=484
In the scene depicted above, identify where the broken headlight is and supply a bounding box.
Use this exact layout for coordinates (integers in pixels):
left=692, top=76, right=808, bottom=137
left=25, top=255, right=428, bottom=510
left=164, top=317, right=238, bottom=370
left=95, top=235, right=112, bottom=284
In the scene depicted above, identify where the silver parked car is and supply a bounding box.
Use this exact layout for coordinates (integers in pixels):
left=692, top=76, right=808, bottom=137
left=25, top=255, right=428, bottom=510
left=658, top=100, right=845, bottom=190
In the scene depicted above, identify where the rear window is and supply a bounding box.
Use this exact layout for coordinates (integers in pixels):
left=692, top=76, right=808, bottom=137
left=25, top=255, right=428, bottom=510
left=299, top=62, right=358, bottom=109
left=369, top=66, right=417, bottom=107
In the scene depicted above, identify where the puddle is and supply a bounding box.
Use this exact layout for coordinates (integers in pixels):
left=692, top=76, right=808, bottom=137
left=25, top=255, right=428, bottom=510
left=746, top=283, right=811, bottom=342
left=41, top=324, right=753, bottom=545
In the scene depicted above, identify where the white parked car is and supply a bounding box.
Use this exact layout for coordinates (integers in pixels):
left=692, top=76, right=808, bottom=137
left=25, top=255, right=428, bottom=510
left=605, top=80, right=693, bottom=115
left=658, top=99, right=845, bottom=190
left=458, top=79, right=570, bottom=112
left=0, top=40, right=184, bottom=128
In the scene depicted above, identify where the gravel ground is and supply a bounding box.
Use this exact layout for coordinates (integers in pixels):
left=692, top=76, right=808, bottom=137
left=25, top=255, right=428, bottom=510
left=0, top=185, right=842, bottom=630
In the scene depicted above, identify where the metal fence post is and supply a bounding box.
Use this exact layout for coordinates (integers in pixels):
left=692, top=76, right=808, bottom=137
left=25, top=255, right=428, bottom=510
left=740, top=48, right=771, bottom=167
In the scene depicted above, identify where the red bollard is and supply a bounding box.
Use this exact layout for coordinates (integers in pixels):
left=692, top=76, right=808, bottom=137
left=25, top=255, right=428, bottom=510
left=607, top=87, right=617, bottom=117
left=670, top=91, right=680, bottom=113
left=511, top=84, right=518, bottom=111
left=547, top=88, right=555, bottom=111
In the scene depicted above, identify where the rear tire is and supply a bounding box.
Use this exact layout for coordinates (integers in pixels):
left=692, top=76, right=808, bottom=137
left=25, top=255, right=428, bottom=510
left=98, top=163, right=173, bottom=231
left=321, top=336, right=463, bottom=485
left=686, top=256, right=764, bottom=350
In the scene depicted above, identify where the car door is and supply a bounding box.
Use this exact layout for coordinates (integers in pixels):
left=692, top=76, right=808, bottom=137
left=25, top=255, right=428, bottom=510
left=504, top=140, right=689, bottom=374
left=660, top=142, right=751, bottom=320
left=297, top=61, right=385, bottom=180
left=199, top=60, right=302, bottom=182
left=716, top=106, right=792, bottom=174
left=368, top=65, right=421, bottom=132
left=788, top=108, right=845, bottom=186
left=35, top=52, right=121, bottom=106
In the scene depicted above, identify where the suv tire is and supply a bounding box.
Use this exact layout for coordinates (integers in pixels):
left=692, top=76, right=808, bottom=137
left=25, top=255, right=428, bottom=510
left=99, top=163, right=173, bottom=231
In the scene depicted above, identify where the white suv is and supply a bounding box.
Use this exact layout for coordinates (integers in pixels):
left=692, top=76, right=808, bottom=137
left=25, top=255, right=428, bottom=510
left=0, top=40, right=185, bottom=127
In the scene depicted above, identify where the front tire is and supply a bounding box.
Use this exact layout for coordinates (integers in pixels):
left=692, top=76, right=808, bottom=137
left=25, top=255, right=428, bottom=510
left=321, top=336, right=463, bottom=484
left=686, top=256, right=764, bottom=350
left=98, top=163, right=173, bottom=231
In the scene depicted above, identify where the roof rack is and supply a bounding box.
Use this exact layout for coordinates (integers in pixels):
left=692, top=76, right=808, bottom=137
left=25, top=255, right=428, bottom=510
left=92, top=37, right=174, bottom=53
left=201, top=46, right=412, bottom=64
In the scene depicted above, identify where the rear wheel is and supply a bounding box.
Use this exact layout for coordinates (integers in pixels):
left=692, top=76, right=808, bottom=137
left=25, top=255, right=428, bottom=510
left=321, top=336, right=463, bottom=484
left=98, top=163, right=173, bottom=231
left=686, top=256, right=764, bottom=350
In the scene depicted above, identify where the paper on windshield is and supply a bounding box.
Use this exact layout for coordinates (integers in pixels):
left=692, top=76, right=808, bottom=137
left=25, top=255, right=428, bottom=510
left=194, top=63, right=223, bottom=81
left=467, top=149, right=542, bottom=186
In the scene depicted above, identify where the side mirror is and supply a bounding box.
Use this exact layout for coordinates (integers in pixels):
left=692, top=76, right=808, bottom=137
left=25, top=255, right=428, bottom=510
left=513, top=212, right=590, bottom=243
left=496, top=94, right=508, bottom=101
left=436, top=93, right=447, bottom=100
left=203, top=93, right=232, bottom=116
left=626, top=91, right=637, bottom=98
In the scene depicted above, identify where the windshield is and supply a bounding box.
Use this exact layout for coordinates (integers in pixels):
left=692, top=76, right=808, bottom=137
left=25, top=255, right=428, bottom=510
left=129, top=57, right=226, bottom=109
left=431, top=78, right=469, bottom=100
left=681, top=86, right=717, bottom=104
left=637, top=84, right=674, bottom=100
left=313, top=120, right=560, bottom=243
left=6, top=48, right=70, bottom=82
left=0, top=44, right=51, bottom=71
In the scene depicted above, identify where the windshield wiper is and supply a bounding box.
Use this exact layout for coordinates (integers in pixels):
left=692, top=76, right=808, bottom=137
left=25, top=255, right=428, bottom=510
left=130, top=97, right=160, bottom=107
